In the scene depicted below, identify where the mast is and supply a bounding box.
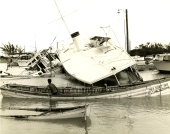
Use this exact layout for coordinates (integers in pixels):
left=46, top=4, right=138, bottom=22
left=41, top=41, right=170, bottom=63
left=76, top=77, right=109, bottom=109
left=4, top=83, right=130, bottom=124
left=53, top=0, right=71, bottom=36
left=49, top=47, right=52, bottom=77
left=35, top=35, right=37, bottom=53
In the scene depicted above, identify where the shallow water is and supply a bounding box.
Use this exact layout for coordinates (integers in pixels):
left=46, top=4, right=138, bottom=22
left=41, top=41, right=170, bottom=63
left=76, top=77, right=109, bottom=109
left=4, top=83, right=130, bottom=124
left=1, top=67, right=170, bottom=134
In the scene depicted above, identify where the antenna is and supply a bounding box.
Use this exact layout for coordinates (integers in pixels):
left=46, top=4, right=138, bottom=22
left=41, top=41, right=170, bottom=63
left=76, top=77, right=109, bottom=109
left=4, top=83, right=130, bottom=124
left=50, top=36, right=57, bottom=47
left=53, top=0, right=71, bottom=35
left=100, top=26, right=110, bottom=37
left=35, top=35, right=37, bottom=52
left=49, top=10, right=77, bottom=24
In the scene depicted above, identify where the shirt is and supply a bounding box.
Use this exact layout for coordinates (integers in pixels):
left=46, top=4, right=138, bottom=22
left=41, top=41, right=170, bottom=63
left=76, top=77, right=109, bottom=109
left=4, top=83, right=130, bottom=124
left=47, top=83, right=58, bottom=94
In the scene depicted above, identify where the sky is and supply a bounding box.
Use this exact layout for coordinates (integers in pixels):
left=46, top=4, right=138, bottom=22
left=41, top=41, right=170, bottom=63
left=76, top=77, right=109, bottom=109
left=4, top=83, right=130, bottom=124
left=0, top=0, right=170, bottom=54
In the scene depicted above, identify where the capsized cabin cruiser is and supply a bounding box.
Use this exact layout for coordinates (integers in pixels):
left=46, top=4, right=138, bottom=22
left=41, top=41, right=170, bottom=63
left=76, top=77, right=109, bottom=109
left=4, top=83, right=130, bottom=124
left=1, top=32, right=170, bottom=99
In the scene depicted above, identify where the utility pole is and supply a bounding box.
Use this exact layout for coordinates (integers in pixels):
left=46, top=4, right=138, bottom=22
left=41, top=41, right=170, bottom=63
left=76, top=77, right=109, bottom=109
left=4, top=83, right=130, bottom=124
left=125, top=9, right=130, bottom=53
left=118, top=9, right=130, bottom=53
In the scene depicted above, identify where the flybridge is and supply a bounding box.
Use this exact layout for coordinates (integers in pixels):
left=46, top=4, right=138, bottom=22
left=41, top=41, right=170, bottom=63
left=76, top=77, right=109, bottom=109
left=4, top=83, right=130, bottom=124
left=58, top=31, right=139, bottom=85
left=90, top=36, right=111, bottom=42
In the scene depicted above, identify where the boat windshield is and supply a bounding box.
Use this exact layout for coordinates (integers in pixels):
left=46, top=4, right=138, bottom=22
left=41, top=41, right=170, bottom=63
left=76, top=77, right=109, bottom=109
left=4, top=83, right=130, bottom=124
left=88, top=36, right=111, bottom=47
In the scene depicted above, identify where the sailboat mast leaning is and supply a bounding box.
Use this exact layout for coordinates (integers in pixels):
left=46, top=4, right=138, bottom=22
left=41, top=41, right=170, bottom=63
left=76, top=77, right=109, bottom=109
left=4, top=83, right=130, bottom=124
left=53, top=0, right=71, bottom=35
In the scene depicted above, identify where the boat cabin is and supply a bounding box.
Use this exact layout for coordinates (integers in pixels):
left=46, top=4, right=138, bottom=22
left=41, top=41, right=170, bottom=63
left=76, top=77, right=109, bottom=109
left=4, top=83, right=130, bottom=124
left=26, top=49, right=60, bottom=75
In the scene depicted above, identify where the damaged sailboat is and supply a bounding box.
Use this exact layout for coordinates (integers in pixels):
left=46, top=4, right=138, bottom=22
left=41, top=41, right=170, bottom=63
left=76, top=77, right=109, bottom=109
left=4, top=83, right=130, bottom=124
left=21, top=48, right=61, bottom=77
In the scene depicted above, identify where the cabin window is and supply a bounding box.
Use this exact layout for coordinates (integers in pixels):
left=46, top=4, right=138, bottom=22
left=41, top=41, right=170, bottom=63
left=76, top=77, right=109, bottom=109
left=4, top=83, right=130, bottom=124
left=36, top=56, right=40, bottom=60
left=46, top=54, right=53, bottom=61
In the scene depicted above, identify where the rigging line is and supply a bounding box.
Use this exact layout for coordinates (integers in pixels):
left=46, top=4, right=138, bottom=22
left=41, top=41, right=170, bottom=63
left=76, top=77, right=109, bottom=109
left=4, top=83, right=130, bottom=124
left=100, top=26, right=109, bottom=51
left=110, top=26, right=121, bottom=46
left=49, top=10, right=77, bottom=24
left=100, top=26, right=110, bottom=37
left=101, top=28, right=107, bottom=37
left=108, top=25, right=110, bottom=35
left=112, top=17, right=124, bottom=26
left=49, top=29, right=61, bottom=47
left=50, top=36, right=57, bottom=47
left=53, top=0, right=71, bottom=36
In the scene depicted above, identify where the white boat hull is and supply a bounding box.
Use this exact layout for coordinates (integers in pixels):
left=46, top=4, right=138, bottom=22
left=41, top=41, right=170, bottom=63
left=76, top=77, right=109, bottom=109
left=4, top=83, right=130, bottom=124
left=17, top=60, right=30, bottom=67
left=153, top=61, right=170, bottom=72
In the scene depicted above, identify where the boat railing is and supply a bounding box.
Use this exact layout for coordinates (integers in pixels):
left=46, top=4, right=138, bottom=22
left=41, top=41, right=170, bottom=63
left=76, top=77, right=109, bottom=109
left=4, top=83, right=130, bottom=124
left=5, top=84, right=107, bottom=95
left=5, top=84, right=133, bottom=95
left=3, top=77, right=170, bottom=95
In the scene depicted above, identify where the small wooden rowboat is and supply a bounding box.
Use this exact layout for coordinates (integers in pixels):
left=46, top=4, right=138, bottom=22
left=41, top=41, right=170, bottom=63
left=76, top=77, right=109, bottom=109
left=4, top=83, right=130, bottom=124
left=0, top=105, right=89, bottom=120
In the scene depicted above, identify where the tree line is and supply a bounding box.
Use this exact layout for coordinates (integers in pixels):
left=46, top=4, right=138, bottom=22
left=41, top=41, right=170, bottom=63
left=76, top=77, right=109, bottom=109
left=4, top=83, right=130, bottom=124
left=0, top=42, right=25, bottom=55
left=1, top=42, right=170, bottom=57
left=129, top=42, right=170, bottom=57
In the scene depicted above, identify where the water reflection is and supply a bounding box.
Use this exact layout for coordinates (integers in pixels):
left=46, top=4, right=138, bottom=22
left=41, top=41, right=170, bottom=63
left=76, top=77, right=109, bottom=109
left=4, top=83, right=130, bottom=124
left=1, top=95, right=170, bottom=134
left=0, top=116, right=91, bottom=134
left=1, top=97, right=54, bottom=109
left=87, top=95, right=170, bottom=113
left=8, top=116, right=91, bottom=128
left=1, top=94, right=170, bottom=112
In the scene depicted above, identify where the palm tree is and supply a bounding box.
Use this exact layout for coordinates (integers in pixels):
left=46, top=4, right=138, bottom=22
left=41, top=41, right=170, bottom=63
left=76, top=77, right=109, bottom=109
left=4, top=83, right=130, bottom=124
left=17, top=46, right=25, bottom=55
left=0, top=42, right=24, bottom=55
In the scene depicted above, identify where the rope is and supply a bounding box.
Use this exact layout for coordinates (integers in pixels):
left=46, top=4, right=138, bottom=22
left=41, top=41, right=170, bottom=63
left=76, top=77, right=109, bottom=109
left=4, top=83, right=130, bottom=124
left=110, top=26, right=121, bottom=46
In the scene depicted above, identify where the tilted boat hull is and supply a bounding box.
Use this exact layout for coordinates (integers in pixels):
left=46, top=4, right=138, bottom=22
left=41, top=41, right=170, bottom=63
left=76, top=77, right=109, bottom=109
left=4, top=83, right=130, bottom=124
left=1, top=78, right=170, bottom=99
